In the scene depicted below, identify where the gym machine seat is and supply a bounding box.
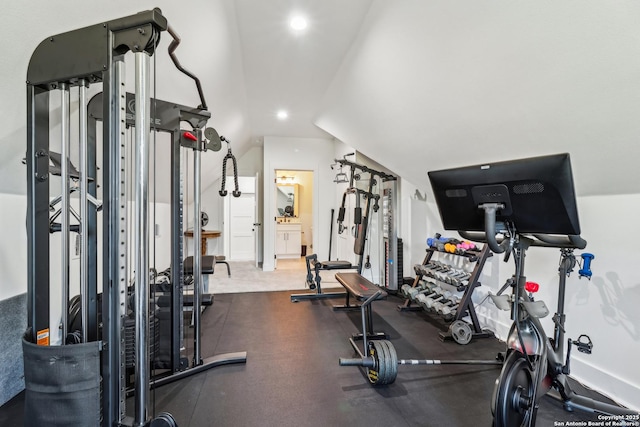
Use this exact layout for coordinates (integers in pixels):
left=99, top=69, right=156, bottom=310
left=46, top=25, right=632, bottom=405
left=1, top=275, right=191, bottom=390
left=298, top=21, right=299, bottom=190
left=183, top=255, right=231, bottom=277
left=317, top=260, right=352, bottom=270
left=156, top=294, right=213, bottom=308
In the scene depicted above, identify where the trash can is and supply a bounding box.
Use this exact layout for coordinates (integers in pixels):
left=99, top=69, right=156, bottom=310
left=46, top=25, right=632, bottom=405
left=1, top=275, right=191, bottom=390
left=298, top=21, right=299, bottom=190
left=22, top=332, right=101, bottom=427
left=301, top=245, right=307, bottom=257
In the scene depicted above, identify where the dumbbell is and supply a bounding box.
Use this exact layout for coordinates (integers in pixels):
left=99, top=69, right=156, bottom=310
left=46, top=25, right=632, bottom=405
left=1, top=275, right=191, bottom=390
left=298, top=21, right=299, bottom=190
left=434, top=295, right=461, bottom=314
left=409, top=282, right=438, bottom=300
left=401, top=281, right=422, bottom=298
left=440, top=301, right=461, bottom=320
left=401, top=282, right=426, bottom=299
left=416, top=288, right=450, bottom=311
left=444, top=271, right=470, bottom=287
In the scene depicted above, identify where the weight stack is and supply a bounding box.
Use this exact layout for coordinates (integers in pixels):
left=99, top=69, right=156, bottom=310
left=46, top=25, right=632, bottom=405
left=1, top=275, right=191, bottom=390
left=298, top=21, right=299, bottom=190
left=384, top=237, right=405, bottom=292
left=397, top=238, right=404, bottom=286
left=22, top=331, right=101, bottom=427
left=124, top=310, right=160, bottom=369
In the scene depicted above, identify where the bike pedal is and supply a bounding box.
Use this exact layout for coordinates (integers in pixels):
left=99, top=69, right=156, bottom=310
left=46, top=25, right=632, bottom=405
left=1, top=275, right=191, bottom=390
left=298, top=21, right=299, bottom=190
left=572, top=334, right=593, bottom=354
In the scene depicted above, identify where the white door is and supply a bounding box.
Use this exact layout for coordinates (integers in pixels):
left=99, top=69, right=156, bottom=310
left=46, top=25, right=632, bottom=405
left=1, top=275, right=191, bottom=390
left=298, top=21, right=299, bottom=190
left=229, top=193, right=256, bottom=261
left=254, top=172, right=261, bottom=268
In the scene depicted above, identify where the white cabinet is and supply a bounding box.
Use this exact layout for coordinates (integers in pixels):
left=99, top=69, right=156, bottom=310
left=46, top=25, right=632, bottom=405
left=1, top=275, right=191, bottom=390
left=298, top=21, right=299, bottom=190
left=275, top=223, right=302, bottom=259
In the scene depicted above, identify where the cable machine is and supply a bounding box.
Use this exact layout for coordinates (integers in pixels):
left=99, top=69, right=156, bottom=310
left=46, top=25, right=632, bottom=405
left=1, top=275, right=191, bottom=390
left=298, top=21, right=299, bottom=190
left=86, top=92, right=246, bottom=389
left=291, top=157, right=398, bottom=301
left=24, top=9, right=235, bottom=426
left=335, top=158, right=399, bottom=290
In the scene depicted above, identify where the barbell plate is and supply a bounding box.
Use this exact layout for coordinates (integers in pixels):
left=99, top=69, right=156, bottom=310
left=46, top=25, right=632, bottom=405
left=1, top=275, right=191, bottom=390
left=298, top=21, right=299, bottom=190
left=450, top=320, right=473, bottom=345
left=366, top=340, right=398, bottom=385
left=380, top=340, right=398, bottom=384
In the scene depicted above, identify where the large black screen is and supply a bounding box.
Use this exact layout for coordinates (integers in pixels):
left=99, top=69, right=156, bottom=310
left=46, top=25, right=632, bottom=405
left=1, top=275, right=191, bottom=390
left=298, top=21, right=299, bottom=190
left=428, top=153, right=581, bottom=235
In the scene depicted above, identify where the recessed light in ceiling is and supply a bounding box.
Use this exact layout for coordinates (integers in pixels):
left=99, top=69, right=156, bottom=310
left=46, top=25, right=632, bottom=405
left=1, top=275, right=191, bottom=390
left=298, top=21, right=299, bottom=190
left=277, top=110, right=288, bottom=120
left=289, top=15, right=308, bottom=31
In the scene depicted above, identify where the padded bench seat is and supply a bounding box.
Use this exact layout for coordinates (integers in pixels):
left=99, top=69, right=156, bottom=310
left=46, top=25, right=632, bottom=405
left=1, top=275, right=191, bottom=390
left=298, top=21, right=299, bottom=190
left=183, top=255, right=231, bottom=277
left=334, top=272, right=387, bottom=301
left=184, top=256, right=216, bottom=275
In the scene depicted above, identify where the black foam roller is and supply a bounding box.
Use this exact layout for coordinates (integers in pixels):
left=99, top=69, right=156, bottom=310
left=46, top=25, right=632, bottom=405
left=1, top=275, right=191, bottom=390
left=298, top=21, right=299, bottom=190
left=354, top=207, right=362, bottom=224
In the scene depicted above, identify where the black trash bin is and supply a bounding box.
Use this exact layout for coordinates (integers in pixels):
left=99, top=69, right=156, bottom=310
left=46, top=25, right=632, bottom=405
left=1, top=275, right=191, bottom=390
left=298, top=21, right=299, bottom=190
left=22, top=332, right=101, bottom=427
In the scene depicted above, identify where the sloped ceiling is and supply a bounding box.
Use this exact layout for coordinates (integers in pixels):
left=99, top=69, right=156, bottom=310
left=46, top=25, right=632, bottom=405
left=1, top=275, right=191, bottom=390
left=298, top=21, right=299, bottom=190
left=0, top=0, right=251, bottom=200
left=315, top=1, right=640, bottom=197
left=2, top=1, right=639, bottom=201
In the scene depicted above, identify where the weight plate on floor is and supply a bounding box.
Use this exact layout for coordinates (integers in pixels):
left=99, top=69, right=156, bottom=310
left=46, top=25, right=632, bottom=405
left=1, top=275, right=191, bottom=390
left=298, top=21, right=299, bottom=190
left=367, top=340, right=397, bottom=385
left=150, top=412, right=178, bottom=427
left=450, top=320, right=473, bottom=345
left=380, top=340, right=398, bottom=384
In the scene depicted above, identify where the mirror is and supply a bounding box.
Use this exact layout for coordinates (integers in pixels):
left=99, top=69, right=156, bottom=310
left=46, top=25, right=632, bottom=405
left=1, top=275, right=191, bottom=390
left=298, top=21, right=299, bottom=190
left=276, top=184, right=298, bottom=218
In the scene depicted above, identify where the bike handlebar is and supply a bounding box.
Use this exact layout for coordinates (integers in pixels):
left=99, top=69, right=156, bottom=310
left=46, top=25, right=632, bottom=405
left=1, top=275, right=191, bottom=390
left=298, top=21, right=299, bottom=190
left=459, top=204, right=587, bottom=251
left=459, top=230, right=586, bottom=250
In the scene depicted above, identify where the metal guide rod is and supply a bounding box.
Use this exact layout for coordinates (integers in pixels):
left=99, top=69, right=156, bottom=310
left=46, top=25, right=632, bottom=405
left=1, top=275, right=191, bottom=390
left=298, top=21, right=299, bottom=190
left=78, top=79, right=88, bottom=343
left=193, top=129, right=202, bottom=365
left=134, top=51, right=151, bottom=427
left=60, top=82, right=70, bottom=344
left=398, top=359, right=503, bottom=365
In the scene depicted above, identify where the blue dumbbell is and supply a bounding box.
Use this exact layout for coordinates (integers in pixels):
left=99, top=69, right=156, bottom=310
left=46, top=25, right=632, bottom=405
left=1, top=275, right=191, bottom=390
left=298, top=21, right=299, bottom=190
left=579, top=253, right=594, bottom=279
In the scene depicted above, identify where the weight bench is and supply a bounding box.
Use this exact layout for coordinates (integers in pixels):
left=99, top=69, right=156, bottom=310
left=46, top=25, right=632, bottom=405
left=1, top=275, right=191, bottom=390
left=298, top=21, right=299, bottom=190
left=290, top=254, right=354, bottom=302
left=184, top=255, right=230, bottom=277
left=181, top=256, right=217, bottom=308
left=334, top=272, right=388, bottom=341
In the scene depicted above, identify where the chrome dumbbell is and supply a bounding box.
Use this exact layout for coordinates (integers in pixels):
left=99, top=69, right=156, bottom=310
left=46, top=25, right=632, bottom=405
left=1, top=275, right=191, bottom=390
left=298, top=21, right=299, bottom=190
left=401, top=280, right=429, bottom=298
left=416, top=288, right=451, bottom=311
left=434, top=295, right=461, bottom=314
left=406, top=281, right=438, bottom=300
left=440, top=301, right=461, bottom=320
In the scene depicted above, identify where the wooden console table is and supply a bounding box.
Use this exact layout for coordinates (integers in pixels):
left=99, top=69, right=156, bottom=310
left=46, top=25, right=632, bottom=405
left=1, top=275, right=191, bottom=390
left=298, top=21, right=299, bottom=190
left=184, top=229, right=221, bottom=256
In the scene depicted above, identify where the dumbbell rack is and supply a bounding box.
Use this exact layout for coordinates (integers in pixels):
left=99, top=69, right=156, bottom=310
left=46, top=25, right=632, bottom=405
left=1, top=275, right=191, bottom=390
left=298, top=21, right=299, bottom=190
left=398, top=242, right=494, bottom=344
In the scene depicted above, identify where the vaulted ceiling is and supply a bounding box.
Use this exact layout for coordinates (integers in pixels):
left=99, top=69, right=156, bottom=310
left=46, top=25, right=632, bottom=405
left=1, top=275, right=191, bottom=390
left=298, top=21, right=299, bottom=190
left=1, top=0, right=639, bottom=199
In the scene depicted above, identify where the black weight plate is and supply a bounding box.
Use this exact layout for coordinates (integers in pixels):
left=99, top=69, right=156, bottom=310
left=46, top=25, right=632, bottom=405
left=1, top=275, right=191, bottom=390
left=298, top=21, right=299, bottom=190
left=366, top=340, right=381, bottom=385
left=367, top=340, right=397, bottom=386
left=380, top=340, right=398, bottom=384
left=150, top=412, right=178, bottom=427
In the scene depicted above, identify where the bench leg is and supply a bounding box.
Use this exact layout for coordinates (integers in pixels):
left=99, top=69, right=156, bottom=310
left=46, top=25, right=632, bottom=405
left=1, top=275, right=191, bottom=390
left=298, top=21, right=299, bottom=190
left=333, top=292, right=361, bottom=311
left=351, top=304, right=387, bottom=341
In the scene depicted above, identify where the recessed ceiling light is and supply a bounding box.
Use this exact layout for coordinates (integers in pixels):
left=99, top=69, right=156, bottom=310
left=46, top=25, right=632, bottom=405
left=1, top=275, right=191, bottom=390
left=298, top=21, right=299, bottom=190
left=289, top=15, right=308, bottom=31
left=277, top=110, right=288, bottom=120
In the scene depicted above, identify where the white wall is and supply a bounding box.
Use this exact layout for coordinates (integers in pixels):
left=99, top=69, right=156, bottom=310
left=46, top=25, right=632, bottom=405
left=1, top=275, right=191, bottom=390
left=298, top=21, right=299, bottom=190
left=263, top=136, right=336, bottom=271
left=0, top=194, right=28, bottom=300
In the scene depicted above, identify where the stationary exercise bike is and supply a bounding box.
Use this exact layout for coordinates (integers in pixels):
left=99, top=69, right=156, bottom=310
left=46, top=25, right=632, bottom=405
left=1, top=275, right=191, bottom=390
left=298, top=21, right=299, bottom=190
left=463, top=206, right=635, bottom=426
left=427, top=153, right=638, bottom=427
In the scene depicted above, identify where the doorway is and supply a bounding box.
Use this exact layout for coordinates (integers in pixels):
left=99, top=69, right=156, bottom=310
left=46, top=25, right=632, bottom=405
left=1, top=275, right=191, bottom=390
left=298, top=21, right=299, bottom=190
left=224, top=176, right=257, bottom=261
left=274, top=170, right=313, bottom=269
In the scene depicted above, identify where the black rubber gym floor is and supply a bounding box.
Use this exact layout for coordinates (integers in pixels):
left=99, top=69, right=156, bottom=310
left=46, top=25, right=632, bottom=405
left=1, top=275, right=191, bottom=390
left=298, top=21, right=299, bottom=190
left=0, top=290, right=620, bottom=426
